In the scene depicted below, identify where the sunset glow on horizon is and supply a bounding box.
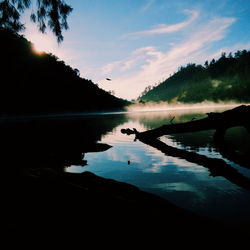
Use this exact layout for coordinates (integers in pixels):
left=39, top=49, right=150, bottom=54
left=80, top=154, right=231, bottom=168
left=31, top=44, right=46, bottom=56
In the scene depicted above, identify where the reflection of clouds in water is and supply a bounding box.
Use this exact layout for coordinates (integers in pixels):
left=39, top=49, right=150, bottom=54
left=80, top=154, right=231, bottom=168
left=173, top=158, right=207, bottom=174
left=92, top=111, right=246, bottom=178
left=142, top=140, right=208, bottom=176
left=79, top=108, right=250, bottom=223
left=96, top=120, right=211, bottom=177
left=106, top=147, right=142, bottom=163
left=196, top=147, right=222, bottom=159
left=100, top=121, right=148, bottom=143
left=70, top=110, right=250, bottom=223
left=143, top=157, right=170, bottom=173
left=85, top=119, right=222, bottom=186
left=145, top=156, right=209, bottom=176
left=153, top=182, right=206, bottom=202
left=65, top=165, right=86, bottom=173
left=159, top=136, right=179, bottom=148
left=155, top=182, right=197, bottom=192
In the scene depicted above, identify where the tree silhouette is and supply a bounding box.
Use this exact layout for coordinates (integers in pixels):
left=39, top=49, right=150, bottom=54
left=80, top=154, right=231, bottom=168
left=0, top=0, right=72, bottom=42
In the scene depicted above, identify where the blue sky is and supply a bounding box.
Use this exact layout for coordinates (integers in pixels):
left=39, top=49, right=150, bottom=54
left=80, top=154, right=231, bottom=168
left=22, top=0, right=250, bottom=100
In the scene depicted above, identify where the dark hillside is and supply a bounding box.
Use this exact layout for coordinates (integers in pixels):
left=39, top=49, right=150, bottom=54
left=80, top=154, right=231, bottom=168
left=139, top=50, right=250, bottom=103
left=0, top=28, right=129, bottom=115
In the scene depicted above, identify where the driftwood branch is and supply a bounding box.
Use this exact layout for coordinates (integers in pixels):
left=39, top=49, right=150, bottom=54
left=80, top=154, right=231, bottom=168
left=121, top=105, right=250, bottom=142
left=121, top=105, right=250, bottom=190
left=121, top=129, right=250, bottom=190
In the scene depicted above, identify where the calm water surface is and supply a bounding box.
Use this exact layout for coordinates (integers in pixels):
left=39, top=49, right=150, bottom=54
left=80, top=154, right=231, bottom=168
left=66, top=106, right=250, bottom=226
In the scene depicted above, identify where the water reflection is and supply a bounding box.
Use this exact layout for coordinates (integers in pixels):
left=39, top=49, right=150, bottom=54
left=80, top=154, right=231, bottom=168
left=1, top=113, right=128, bottom=174
left=2, top=107, right=250, bottom=226
left=78, top=107, right=250, bottom=225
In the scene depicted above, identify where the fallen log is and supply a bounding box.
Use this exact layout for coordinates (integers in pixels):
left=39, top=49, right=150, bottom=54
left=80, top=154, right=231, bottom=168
left=121, top=105, right=250, bottom=189
left=121, top=129, right=250, bottom=190
left=121, top=105, right=250, bottom=142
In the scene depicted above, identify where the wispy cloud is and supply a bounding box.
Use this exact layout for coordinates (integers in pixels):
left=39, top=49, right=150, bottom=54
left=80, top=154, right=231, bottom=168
left=140, top=0, right=155, bottom=13
left=125, top=10, right=199, bottom=39
left=101, top=46, right=160, bottom=75
left=99, top=16, right=237, bottom=100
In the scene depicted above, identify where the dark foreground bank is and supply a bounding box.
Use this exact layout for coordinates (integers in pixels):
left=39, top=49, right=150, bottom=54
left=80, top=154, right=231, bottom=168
left=1, top=116, right=249, bottom=247
left=3, top=168, right=249, bottom=246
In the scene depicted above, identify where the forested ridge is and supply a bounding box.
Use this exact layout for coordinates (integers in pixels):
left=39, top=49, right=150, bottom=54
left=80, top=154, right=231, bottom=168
left=0, top=28, right=128, bottom=115
left=139, top=50, right=250, bottom=103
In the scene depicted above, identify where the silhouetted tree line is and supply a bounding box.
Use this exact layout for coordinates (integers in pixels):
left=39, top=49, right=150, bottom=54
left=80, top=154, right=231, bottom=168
left=0, top=0, right=72, bottom=42
left=0, top=28, right=129, bottom=115
left=139, top=50, right=250, bottom=103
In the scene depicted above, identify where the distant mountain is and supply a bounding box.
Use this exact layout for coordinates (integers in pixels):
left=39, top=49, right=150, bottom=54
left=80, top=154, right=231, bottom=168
left=139, top=50, right=250, bottom=103
left=0, top=28, right=129, bottom=115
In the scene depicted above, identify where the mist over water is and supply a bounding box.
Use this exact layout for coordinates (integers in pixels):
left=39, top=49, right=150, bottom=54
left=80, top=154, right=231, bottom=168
left=126, top=101, right=245, bottom=113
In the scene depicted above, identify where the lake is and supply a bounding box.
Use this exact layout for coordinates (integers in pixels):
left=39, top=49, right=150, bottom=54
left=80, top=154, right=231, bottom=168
left=65, top=105, right=250, bottom=227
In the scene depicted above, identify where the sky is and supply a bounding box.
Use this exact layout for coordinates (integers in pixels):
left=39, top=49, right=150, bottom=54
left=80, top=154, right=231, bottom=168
left=22, top=0, right=250, bottom=100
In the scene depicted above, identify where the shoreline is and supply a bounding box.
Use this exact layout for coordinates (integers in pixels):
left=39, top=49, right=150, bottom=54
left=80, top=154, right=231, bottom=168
left=4, top=168, right=249, bottom=243
left=0, top=103, right=247, bottom=122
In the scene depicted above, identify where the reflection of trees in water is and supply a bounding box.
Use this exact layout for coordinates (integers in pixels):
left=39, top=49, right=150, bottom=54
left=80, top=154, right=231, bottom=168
left=223, top=127, right=250, bottom=154
left=127, top=107, right=231, bottom=129
left=216, top=127, right=250, bottom=169
left=168, top=127, right=250, bottom=170
left=128, top=108, right=250, bottom=155
left=127, top=109, right=220, bottom=150
left=1, top=114, right=128, bottom=173
left=1, top=114, right=134, bottom=236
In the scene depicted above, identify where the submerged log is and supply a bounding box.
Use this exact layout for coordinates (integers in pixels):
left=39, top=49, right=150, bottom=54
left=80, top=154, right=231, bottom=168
left=122, top=105, right=250, bottom=142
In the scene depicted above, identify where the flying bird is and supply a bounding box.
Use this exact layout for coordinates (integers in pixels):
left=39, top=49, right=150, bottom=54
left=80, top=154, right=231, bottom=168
left=106, top=78, right=111, bottom=81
